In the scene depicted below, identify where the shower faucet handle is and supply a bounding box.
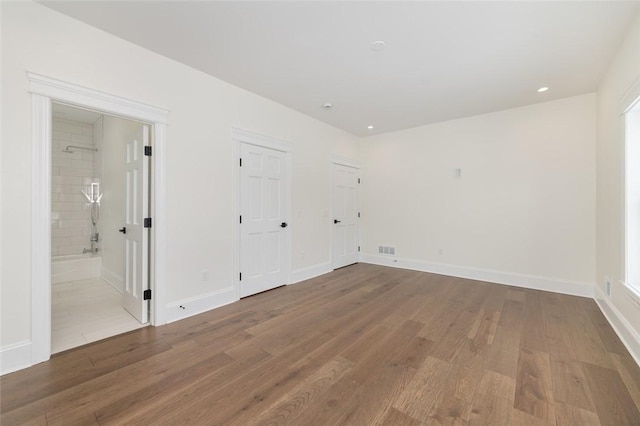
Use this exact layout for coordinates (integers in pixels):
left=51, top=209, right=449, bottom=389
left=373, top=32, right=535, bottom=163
left=118, top=227, right=127, bottom=234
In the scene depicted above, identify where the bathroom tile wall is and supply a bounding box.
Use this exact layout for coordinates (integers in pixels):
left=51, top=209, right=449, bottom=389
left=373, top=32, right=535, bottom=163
left=93, top=116, right=104, bottom=241
left=51, top=117, right=96, bottom=257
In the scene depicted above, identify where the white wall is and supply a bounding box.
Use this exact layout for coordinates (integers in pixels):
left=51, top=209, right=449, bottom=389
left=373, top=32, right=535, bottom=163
left=0, top=1, right=358, bottom=353
left=595, top=13, right=640, bottom=362
left=100, top=115, right=143, bottom=291
left=359, top=94, right=596, bottom=295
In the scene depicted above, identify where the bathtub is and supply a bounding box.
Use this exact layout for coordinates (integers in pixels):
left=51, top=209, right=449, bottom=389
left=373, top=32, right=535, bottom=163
left=52, top=254, right=102, bottom=284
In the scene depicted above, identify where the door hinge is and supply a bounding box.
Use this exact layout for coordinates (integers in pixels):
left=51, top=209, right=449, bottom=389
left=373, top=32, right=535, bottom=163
left=358, top=212, right=361, bottom=218
left=143, top=289, right=152, bottom=300
left=144, top=218, right=152, bottom=228
left=239, top=158, right=242, bottom=167
left=144, top=146, right=152, bottom=156
left=239, top=272, right=242, bottom=281
left=358, top=246, right=361, bottom=252
left=239, top=215, right=242, bottom=224
left=358, top=178, right=361, bottom=184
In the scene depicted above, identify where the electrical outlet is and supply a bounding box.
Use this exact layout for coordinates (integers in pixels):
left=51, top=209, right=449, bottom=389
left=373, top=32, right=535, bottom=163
left=605, top=276, right=611, bottom=297
left=201, top=269, right=208, bottom=281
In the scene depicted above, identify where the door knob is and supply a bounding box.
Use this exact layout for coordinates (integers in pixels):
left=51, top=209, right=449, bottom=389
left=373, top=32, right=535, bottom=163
left=280, top=222, right=288, bottom=228
left=334, top=219, right=341, bottom=224
left=118, top=227, right=127, bottom=234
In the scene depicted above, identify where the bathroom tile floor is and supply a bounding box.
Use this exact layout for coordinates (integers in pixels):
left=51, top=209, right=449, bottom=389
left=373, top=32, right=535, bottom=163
left=52, top=278, right=146, bottom=353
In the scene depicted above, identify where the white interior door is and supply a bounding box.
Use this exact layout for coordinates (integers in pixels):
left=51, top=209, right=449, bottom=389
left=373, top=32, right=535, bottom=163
left=332, top=163, right=359, bottom=269
left=122, top=125, right=149, bottom=323
left=240, top=142, right=288, bottom=297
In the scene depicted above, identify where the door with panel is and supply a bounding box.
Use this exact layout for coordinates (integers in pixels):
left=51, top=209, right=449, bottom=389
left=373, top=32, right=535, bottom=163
left=122, top=125, right=150, bottom=324
left=332, top=163, right=359, bottom=269
left=239, top=143, right=289, bottom=297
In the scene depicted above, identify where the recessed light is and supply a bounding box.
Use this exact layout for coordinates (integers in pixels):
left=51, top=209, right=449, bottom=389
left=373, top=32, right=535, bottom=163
left=371, top=41, right=386, bottom=52
left=322, top=102, right=333, bottom=110
left=537, top=86, right=549, bottom=93
left=367, top=125, right=374, bottom=129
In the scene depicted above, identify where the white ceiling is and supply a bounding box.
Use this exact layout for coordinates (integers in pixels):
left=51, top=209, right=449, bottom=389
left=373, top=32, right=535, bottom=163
left=41, top=1, right=640, bottom=136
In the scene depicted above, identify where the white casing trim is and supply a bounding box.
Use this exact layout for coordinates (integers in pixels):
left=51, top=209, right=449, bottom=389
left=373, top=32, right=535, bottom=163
left=27, top=72, right=168, bottom=124
left=290, top=262, right=332, bottom=285
left=232, top=127, right=293, bottom=153
left=330, top=154, right=361, bottom=169
left=26, top=72, right=170, bottom=372
left=231, top=127, right=293, bottom=300
left=0, top=341, right=32, bottom=375
left=360, top=254, right=594, bottom=298
left=31, top=93, right=52, bottom=365
left=620, top=280, right=640, bottom=307
left=594, top=286, right=640, bottom=368
left=165, top=287, right=237, bottom=324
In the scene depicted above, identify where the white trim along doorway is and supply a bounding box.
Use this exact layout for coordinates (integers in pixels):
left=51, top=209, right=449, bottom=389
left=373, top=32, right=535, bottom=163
left=232, top=128, right=292, bottom=299
left=28, top=72, right=169, bottom=366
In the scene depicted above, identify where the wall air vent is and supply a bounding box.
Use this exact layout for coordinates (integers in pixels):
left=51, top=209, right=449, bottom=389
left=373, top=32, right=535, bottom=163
left=378, top=245, right=396, bottom=256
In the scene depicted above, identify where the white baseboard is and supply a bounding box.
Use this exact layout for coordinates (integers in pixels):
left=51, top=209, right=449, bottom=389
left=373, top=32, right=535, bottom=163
left=1, top=340, right=32, bottom=376
left=594, top=286, right=640, bottom=368
left=102, top=267, right=124, bottom=293
left=166, top=286, right=237, bottom=323
left=359, top=254, right=593, bottom=298
left=290, top=262, right=332, bottom=284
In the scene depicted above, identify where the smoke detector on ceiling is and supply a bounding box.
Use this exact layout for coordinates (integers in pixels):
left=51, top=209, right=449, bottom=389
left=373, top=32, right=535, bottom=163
left=371, top=41, right=386, bottom=52
left=323, top=102, right=333, bottom=110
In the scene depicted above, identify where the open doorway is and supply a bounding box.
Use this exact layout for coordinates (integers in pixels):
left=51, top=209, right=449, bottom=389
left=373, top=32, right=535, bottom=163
left=50, top=103, right=150, bottom=353
left=29, top=72, right=168, bottom=367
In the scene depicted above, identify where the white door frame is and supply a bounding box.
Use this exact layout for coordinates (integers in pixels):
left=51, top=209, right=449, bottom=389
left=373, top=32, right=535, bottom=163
left=28, top=72, right=169, bottom=365
left=232, top=128, right=292, bottom=299
left=330, top=155, right=361, bottom=269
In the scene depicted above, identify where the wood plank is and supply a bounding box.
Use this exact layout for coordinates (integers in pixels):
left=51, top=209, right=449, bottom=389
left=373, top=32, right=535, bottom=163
left=519, top=290, right=548, bottom=352
left=379, top=407, right=422, bottom=426
left=485, top=325, right=520, bottom=378
left=550, top=356, right=595, bottom=411
left=291, top=322, right=430, bottom=425
left=468, top=370, right=515, bottom=425
left=507, top=288, right=526, bottom=302
left=133, top=331, right=331, bottom=425
left=510, top=408, right=552, bottom=425
left=610, top=353, right=640, bottom=413
left=329, top=322, right=427, bottom=425
left=513, top=348, right=555, bottom=423
left=112, top=345, right=273, bottom=425
left=391, top=356, right=453, bottom=421
left=564, top=304, right=614, bottom=369
left=584, top=304, right=629, bottom=356
left=497, top=299, right=523, bottom=331
left=539, top=292, right=577, bottom=363
left=555, top=402, right=601, bottom=426
left=93, top=351, right=234, bottom=424
left=582, top=361, right=640, bottom=425
left=426, top=396, right=472, bottom=425
left=245, top=355, right=354, bottom=426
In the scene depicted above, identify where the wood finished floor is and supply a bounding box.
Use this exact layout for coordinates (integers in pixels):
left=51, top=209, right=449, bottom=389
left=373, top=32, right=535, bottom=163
left=2, top=263, right=640, bottom=425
